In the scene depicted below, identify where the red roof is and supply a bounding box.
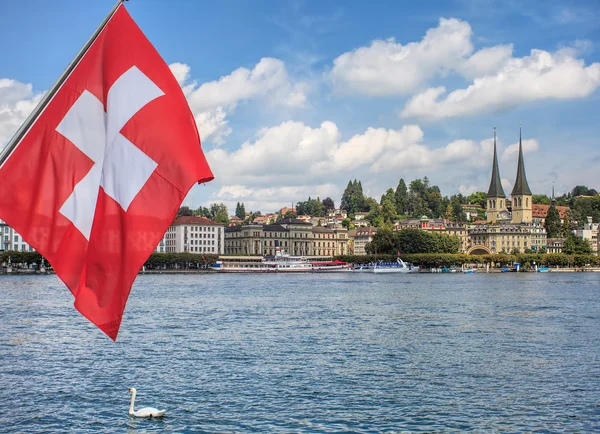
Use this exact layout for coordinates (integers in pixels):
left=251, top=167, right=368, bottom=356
left=532, top=204, right=570, bottom=219
left=172, top=216, right=222, bottom=226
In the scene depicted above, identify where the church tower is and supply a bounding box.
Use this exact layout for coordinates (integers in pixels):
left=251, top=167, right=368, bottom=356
left=510, top=125, right=533, bottom=224
left=486, top=127, right=507, bottom=223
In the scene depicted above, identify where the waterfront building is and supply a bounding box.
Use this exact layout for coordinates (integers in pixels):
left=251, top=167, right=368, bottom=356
left=446, top=223, right=469, bottom=253
left=573, top=216, right=599, bottom=254
left=224, top=218, right=348, bottom=257
left=0, top=220, right=35, bottom=252
left=352, top=226, right=377, bottom=255
left=476, top=126, right=547, bottom=254
left=165, top=216, right=224, bottom=254
left=546, top=238, right=564, bottom=254
left=468, top=222, right=547, bottom=254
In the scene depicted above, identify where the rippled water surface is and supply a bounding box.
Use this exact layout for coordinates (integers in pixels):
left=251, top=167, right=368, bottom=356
left=1, top=272, right=599, bottom=432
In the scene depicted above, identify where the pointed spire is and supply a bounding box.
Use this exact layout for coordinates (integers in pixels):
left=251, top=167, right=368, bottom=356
left=511, top=124, right=532, bottom=196
left=551, top=182, right=556, bottom=205
left=487, top=127, right=506, bottom=198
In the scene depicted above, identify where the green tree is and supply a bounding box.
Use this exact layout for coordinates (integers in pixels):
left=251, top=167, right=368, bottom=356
left=322, top=197, right=335, bottom=211
left=467, top=192, right=487, bottom=208
left=365, top=227, right=396, bottom=254
left=235, top=202, right=246, bottom=219
left=341, top=180, right=366, bottom=214
left=562, top=233, right=594, bottom=254
left=381, top=197, right=397, bottom=224
left=544, top=204, right=561, bottom=238
left=177, top=206, right=193, bottom=217
left=395, top=179, right=408, bottom=215
left=209, top=203, right=229, bottom=225
left=533, top=194, right=551, bottom=205
left=451, top=201, right=466, bottom=223
left=572, top=185, right=596, bottom=197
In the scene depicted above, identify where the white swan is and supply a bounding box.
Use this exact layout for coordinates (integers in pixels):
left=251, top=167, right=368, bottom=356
left=128, top=388, right=166, bottom=418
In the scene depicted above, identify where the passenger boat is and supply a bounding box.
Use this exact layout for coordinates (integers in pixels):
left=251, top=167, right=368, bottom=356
left=211, top=249, right=350, bottom=273
left=352, top=263, right=375, bottom=272
left=310, top=259, right=352, bottom=272
left=372, top=258, right=418, bottom=274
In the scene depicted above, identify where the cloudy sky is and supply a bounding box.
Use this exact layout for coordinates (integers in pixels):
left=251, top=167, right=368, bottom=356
left=1, top=0, right=599, bottom=213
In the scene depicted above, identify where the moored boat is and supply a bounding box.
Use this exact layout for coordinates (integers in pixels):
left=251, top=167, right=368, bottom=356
left=211, top=249, right=351, bottom=273
left=373, top=258, right=418, bottom=274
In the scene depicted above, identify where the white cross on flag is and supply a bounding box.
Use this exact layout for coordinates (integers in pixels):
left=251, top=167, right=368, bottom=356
left=0, top=5, right=213, bottom=340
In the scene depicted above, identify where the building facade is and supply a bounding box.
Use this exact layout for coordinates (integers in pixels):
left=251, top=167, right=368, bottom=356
left=446, top=223, right=469, bottom=253
left=573, top=216, right=599, bottom=254
left=224, top=218, right=348, bottom=257
left=0, top=220, right=35, bottom=252
left=352, top=227, right=377, bottom=255
left=477, top=126, right=547, bottom=253
left=468, top=223, right=547, bottom=254
left=165, top=216, right=224, bottom=254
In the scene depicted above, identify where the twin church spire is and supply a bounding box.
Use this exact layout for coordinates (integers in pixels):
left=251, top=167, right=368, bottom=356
left=486, top=125, right=532, bottom=224
left=510, top=125, right=532, bottom=196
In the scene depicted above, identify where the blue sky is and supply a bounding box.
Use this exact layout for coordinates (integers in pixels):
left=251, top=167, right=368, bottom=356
left=1, top=0, right=599, bottom=213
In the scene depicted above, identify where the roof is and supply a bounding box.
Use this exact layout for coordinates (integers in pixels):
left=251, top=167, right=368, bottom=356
left=532, top=204, right=570, bottom=219
left=487, top=129, right=506, bottom=198
left=172, top=216, right=222, bottom=226
left=263, top=224, right=288, bottom=232
left=313, top=226, right=334, bottom=233
left=354, top=227, right=378, bottom=237
left=278, top=218, right=312, bottom=225
left=511, top=128, right=532, bottom=196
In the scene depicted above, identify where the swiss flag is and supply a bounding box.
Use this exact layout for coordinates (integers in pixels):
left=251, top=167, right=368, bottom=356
left=0, top=5, right=213, bottom=340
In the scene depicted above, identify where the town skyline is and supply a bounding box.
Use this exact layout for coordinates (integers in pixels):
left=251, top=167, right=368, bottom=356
left=1, top=0, right=599, bottom=213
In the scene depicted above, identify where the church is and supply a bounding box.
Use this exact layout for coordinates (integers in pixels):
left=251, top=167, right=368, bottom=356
left=467, top=127, right=547, bottom=254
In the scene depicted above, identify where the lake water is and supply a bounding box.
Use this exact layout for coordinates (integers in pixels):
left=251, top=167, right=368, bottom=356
left=0, top=272, right=599, bottom=432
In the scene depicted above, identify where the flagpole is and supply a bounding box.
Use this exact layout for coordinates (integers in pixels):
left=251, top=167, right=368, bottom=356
left=0, top=0, right=126, bottom=167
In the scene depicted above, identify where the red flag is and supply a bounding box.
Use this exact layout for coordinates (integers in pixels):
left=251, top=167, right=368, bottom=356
left=0, top=5, right=213, bottom=340
left=397, top=250, right=401, bottom=257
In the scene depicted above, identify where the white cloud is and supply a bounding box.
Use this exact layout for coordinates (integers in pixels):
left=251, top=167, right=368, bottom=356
left=169, top=58, right=308, bottom=145
left=501, top=138, right=540, bottom=161
left=194, top=108, right=231, bottom=146
left=210, top=183, right=339, bottom=214
left=455, top=45, right=514, bottom=79
left=184, top=57, right=307, bottom=112
left=169, top=62, right=191, bottom=86
left=458, top=184, right=479, bottom=196
left=207, top=120, right=508, bottom=186
left=401, top=48, right=600, bottom=119
left=0, top=78, right=43, bottom=146
left=329, top=18, right=512, bottom=96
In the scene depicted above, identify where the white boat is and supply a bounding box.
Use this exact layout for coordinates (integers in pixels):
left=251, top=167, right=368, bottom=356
left=352, top=263, right=375, bottom=272
left=462, top=268, right=477, bottom=274
left=372, top=258, right=418, bottom=274
left=211, top=249, right=351, bottom=273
